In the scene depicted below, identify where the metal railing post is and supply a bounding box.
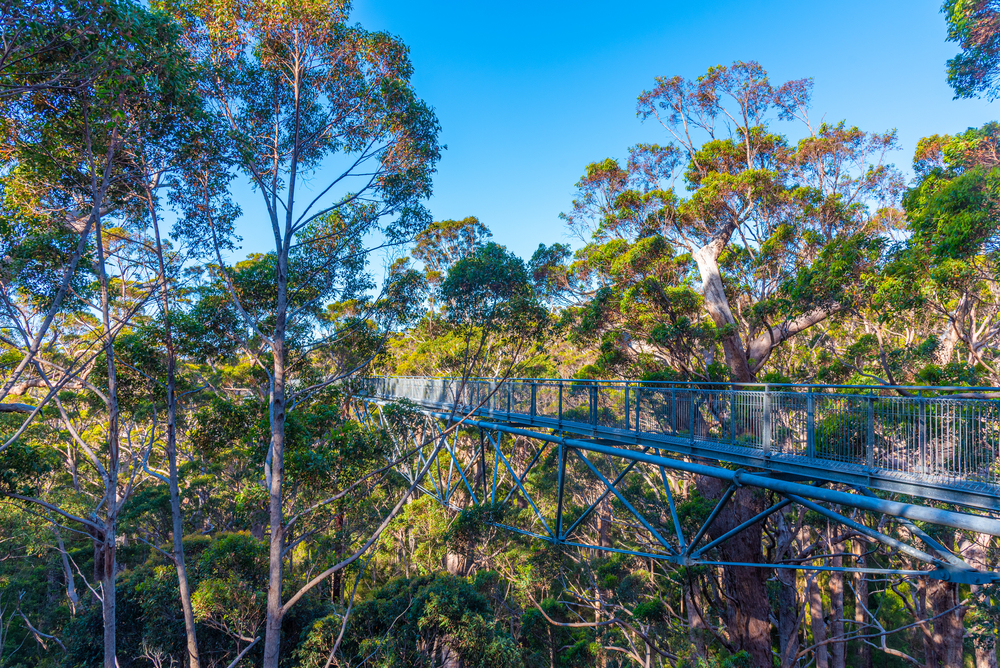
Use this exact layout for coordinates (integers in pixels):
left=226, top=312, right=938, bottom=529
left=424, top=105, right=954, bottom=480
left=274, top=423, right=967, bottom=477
left=918, top=390, right=927, bottom=474
left=624, top=382, right=630, bottom=431
left=867, top=395, right=875, bottom=470
left=689, top=388, right=695, bottom=444
left=763, top=384, right=772, bottom=457
left=558, top=382, right=563, bottom=426
left=806, top=390, right=816, bottom=459
left=590, top=384, right=598, bottom=426
left=531, top=382, right=537, bottom=419
left=670, top=387, right=676, bottom=434
left=730, top=387, right=737, bottom=442
left=635, top=386, right=642, bottom=433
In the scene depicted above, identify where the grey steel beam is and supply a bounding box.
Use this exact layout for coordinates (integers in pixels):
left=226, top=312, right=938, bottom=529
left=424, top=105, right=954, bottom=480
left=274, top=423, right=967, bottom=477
left=500, top=443, right=548, bottom=507
left=785, top=493, right=943, bottom=566
left=855, top=487, right=970, bottom=570
left=654, top=448, right=686, bottom=550
left=401, top=409, right=1000, bottom=537
left=561, top=450, right=648, bottom=541
left=684, top=484, right=738, bottom=559
left=573, top=449, right=676, bottom=554
left=492, top=436, right=555, bottom=539
left=692, top=497, right=795, bottom=559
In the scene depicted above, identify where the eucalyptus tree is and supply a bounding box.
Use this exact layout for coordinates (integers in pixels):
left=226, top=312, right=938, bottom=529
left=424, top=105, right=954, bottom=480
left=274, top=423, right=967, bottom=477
left=547, top=61, right=905, bottom=665
left=0, top=4, right=202, bottom=666
left=438, top=241, right=549, bottom=380
left=412, top=216, right=493, bottom=287
left=0, top=0, right=114, bottom=99
left=557, top=61, right=903, bottom=384
left=159, top=0, right=442, bottom=663
left=944, top=0, right=1000, bottom=100
left=883, top=123, right=1000, bottom=384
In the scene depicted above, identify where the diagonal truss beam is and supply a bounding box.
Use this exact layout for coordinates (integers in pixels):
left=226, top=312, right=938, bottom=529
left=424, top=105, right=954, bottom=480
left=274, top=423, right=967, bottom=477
left=785, top=493, right=943, bottom=567
left=562, top=449, right=648, bottom=542
left=354, top=401, right=1000, bottom=583
left=683, top=483, right=738, bottom=559
left=493, top=437, right=554, bottom=539
left=573, top=449, right=674, bottom=554
left=855, top=486, right=972, bottom=570
left=692, top=497, right=794, bottom=560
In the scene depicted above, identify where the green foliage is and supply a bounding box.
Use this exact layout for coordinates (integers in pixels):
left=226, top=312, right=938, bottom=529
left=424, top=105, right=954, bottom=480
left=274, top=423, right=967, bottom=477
left=945, top=0, right=1000, bottom=99
left=297, top=574, right=523, bottom=668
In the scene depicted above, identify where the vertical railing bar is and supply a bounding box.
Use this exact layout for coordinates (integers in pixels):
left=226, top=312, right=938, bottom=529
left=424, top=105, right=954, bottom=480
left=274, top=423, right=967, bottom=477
left=919, top=390, right=927, bottom=475
left=625, top=382, right=630, bottom=431
left=866, top=393, right=875, bottom=470
left=763, top=384, right=772, bottom=457
left=671, top=387, right=677, bottom=435
left=558, top=382, right=563, bottom=427
left=590, top=384, right=598, bottom=427
left=635, top=386, right=642, bottom=434
left=689, top=387, right=695, bottom=445
left=806, top=390, right=815, bottom=459
left=730, top=387, right=737, bottom=443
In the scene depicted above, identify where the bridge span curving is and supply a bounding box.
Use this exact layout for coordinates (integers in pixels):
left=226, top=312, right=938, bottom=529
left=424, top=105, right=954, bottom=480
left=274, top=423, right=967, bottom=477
left=353, top=376, right=1000, bottom=584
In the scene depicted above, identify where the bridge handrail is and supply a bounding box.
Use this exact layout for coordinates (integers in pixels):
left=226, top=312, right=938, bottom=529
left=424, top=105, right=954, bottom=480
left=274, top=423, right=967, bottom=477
left=358, top=375, right=1000, bottom=394
left=356, top=375, right=1000, bottom=493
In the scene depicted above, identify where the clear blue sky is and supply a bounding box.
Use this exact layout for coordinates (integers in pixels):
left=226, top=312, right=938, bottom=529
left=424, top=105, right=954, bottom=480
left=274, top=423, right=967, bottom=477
left=235, top=0, right=997, bottom=262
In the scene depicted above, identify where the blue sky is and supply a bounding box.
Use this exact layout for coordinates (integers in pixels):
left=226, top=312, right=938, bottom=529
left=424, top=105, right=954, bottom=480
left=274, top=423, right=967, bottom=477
left=235, top=0, right=997, bottom=262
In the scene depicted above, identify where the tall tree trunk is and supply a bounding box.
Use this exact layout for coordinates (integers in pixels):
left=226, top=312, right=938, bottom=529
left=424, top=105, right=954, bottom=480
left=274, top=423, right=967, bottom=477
left=684, top=575, right=707, bottom=659
left=697, top=476, right=771, bottom=667
left=262, top=253, right=289, bottom=668
left=598, top=497, right=612, bottom=548
left=925, top=577, right=964, bottom=668
left=95, top=212, right=119, bottom=668
left=808, top=574, right=829, bottom=668
left=851, top=539, right=872, bottom=668
left=964, top=535, right=998, bottom=668
left=150, top=190, right=201, bottom=668
left=101, top=544, right=116, bottom=668
left=775, top=565, right=799, bottom=668
left=775, top=508, right=800, bottom=668
left=829, top=542, right=845, bottom=668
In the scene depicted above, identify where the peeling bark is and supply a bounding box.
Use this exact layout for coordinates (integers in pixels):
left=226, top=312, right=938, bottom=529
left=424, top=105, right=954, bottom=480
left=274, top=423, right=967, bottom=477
left=693, top=241, right=752, bottom=382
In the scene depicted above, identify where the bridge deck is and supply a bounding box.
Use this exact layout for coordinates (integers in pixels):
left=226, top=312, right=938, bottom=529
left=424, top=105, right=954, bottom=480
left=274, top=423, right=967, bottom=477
left=360, top=377, right=1000, bottom=511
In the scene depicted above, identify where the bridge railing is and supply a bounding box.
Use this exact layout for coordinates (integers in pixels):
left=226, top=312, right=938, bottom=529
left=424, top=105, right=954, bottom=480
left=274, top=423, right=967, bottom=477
left=357, top=376, right=1000, bottom=489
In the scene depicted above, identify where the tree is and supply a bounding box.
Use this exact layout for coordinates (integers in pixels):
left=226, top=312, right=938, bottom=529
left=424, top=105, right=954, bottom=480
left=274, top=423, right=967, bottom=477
left=437, top=242, right=550, bottom=380
left=0, top=4, right=202, bottom=666
left=873, top=122, right=1000, bottom=385
left=559, top=61, right=902, bottom=383
left=945, top=0, right=1000, bottom=99
left=160, top=0, right=442, bottom=663
left=413, top=216, right=493, bottom=287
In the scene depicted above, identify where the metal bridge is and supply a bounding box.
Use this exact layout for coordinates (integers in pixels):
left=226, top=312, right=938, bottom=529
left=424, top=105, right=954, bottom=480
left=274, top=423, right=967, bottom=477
left=353, top=376, right=1000, bottom=584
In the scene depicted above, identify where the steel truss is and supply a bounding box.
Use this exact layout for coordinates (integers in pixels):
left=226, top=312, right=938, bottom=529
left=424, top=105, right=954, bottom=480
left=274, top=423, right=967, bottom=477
left=354, top=399, right=1000, bottom=585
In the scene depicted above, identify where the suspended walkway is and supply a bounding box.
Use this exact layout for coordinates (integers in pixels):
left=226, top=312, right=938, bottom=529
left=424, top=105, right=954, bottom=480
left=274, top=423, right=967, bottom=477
left=354, top=376, right=1000, bottom=583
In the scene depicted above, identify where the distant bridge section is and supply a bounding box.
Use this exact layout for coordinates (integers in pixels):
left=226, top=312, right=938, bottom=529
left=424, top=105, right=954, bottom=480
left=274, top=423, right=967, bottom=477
left=361, top=376, right=1000, bottom=511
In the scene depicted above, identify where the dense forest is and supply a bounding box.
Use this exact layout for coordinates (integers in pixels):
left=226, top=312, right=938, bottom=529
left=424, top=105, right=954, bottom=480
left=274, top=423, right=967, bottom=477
left=3, top=0, right=1000, bottom=667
